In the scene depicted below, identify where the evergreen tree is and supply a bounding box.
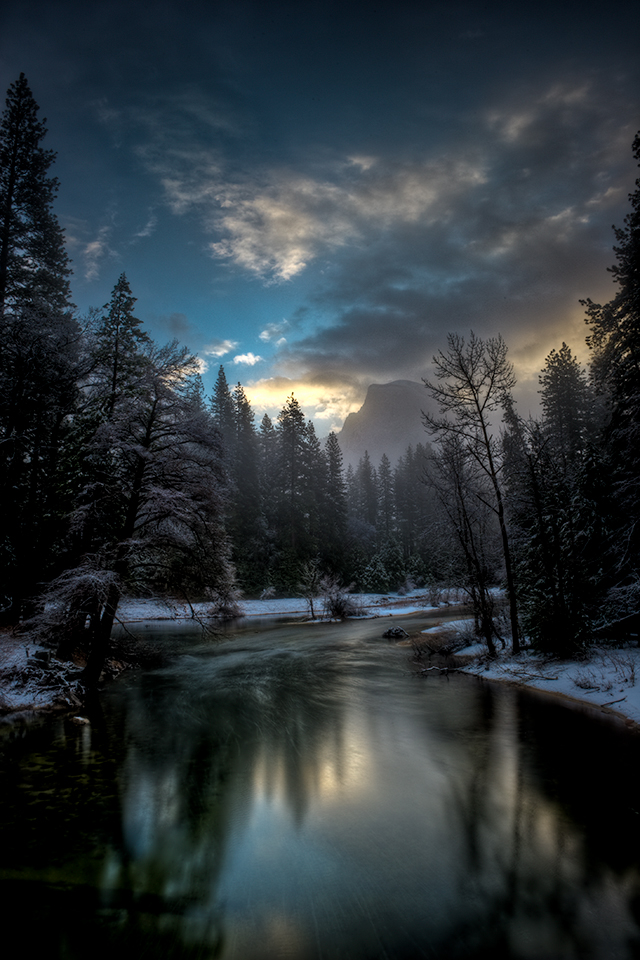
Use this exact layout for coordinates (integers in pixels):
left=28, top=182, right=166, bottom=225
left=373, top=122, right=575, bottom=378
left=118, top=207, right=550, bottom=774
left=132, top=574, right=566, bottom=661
left=229, top=382, right=264, bottom=591
left=92, top=273, right=150, bottom=420
left=210, top=364, right=235, bottom=460
left=258, top=412, right=278, bottom=580
left=0, top=74, right=78, bottom=619
left=354, top=451, right=377, bottom=529
left=345, top=462, right=357, bottom=515
left=539, top=343, right=596, bottom=465
left=303, top=419, right=328, bottom=555
left=274, top=394, right=311, bottom=584
left=394, top=443, right=433, bottom=564
left=323, top=432, right=348, bottom=573
left=584, top=131, right=640, bottom=418
left=503, top=346, right=604, bottom=654
left=376, top=453, right=394, bottom=541
left=583, top=130, right=640, bottom=588
left=395, top=446, right=419, bottom=557
left=47, top=316, right=234, bottom=681
left=0, top=73, right=71, bottom=314
left=379, top=538, right=405, bottom=591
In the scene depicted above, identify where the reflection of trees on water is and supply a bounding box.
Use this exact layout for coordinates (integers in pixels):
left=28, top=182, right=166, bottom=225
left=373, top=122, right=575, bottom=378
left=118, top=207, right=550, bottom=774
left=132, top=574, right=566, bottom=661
left=96, top=638, right=355, bottom=952
left=427, top=680, right=640, bottom=958
left=109, top=644, right=640, bottom=960
left=5, top=628, right=640, bottom=959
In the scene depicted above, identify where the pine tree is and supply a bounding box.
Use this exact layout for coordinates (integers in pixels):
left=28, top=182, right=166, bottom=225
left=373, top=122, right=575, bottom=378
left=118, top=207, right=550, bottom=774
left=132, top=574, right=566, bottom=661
left=323, top=432, right=348, bottom=573
left=503, top=346, right=605, bottom=653
left=276, top=394, right=309, bottom=555
left=539, top=343, right=596, bottom=465
left=210, top=365, right=235, bottom=460
left=92, top=273, right=150, bottom=420
left=253, top=413, right=279, bottom=589
left=0, top=73, right=71, bottom=315
left=228, top=382, right=264, bottom=591
left=0, top=75, right=78, bottom=619
left=303, top=419, right=328, bottom=555
left=355, top=451, right=377, bottom=529
left=583, top=130, right=640, bottom=586
left=48, top=326, right=234, bottom=681
left=376, top=453, right=394, bottom=541
left=584, top=131, right=640, bottom=418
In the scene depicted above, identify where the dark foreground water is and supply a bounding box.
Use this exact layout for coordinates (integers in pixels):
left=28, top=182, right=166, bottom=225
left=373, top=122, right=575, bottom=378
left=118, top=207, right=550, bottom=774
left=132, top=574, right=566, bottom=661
left=2, top=616, right=640, bottom=959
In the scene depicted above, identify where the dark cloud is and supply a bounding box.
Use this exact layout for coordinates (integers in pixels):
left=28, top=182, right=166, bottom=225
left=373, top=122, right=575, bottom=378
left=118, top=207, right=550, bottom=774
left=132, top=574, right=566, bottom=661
left=1, top=0, right=638, bottom=424
left=154, top=312, right=194, bottom=337
left=259, top=75, right=637, bottom=408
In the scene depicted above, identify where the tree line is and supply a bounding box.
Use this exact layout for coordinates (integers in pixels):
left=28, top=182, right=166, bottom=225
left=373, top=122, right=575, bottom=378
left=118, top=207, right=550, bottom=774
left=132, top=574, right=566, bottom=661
left=207, top=363, right=440, bottom=595
left=420, top=129, right=640, bottom=656
left=1, top=71, right=639, bottom=678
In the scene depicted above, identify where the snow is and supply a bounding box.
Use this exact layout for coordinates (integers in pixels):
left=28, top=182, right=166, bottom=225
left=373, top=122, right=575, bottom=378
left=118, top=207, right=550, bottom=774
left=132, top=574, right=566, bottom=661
left=422, top=618, right=472, bottom=635
left=5, top=589, right=640, bottom=732
left=116, top=590, right=441, bottom=623
left=117, top=595, right=640, bottom=728
left=457, top=644, right=640, bottom=727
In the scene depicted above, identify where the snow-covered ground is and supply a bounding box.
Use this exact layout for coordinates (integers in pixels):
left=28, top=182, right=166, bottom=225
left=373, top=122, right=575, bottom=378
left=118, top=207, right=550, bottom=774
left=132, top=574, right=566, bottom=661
left=4, top=589, right=640, bottom=731
left=456, top=642, right=640, bottom=727
left=116, top=590, right=442, bottom=623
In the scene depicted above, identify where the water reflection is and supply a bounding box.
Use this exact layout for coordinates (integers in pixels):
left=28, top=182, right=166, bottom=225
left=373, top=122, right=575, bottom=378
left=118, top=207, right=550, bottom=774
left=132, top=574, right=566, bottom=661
left=2, top=619, right=640, bottom=958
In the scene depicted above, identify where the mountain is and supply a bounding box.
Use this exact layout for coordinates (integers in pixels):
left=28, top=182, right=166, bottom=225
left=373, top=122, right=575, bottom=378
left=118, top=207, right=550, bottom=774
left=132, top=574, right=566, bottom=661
left=337, top=380, right=433, bottom=468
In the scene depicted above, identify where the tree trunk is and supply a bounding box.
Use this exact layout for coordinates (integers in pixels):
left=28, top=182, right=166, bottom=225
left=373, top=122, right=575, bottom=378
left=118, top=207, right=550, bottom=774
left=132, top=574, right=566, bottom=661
left=81, top=582, right=120, bottom=686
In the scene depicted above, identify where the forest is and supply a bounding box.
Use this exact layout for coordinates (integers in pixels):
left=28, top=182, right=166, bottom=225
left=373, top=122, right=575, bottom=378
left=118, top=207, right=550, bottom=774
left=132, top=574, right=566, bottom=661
left=1, top=72, right=639, bottom=681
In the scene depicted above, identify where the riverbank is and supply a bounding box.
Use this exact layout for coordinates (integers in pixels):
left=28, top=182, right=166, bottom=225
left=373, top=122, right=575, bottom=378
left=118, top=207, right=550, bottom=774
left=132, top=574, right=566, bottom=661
left=4, top=592, right=640, bottom=732
left=0, top=590, right=447, bottom=720
left=453, top=642, right=640, bottom=729
left=408, top=616, right=640, bottom=728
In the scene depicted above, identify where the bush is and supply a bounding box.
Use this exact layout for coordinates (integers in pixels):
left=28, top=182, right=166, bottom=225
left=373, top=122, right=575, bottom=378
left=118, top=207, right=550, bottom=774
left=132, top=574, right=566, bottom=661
left=321, top=575, right=363, bottom=619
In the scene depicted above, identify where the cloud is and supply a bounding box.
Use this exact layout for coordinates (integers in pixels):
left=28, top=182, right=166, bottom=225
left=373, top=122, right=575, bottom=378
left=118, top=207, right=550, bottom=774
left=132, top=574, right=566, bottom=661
left=259, top=320, right=290, bottom=342
left=133, top=72, right=637, bottom=420
left=208, top=157, right=486, bottom=281
left=233, top=352, right=263, bottom=365
left=253, top=78, right=637, bottom=411
left=203, top=338, right=238, bottom=357
left=132, top=212, right=157, bottom=239
left=82, top=225, right=118, bottom=281
left=91, top=97, right=124, bottom=147
left=154, top=312, right=193, bottom=337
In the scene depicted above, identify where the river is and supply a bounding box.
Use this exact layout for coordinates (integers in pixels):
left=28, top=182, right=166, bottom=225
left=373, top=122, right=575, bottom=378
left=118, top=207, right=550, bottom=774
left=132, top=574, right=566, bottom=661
left=1, top=614, right=640, bottom=958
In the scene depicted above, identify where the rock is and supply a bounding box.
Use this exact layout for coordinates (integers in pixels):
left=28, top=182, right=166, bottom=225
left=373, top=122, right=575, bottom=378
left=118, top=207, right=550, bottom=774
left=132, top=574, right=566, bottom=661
left=383, top=626, right=409, bottom=639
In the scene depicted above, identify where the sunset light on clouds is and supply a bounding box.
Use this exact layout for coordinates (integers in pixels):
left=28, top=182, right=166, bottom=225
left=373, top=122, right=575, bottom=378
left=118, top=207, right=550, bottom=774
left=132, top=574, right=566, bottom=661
left=1, top=0, right=638, bottom=427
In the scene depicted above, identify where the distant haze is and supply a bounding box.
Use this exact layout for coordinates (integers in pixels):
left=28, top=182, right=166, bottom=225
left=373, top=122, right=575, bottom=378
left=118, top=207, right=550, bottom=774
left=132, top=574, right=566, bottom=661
left=337, top=380, right=435, bottom=469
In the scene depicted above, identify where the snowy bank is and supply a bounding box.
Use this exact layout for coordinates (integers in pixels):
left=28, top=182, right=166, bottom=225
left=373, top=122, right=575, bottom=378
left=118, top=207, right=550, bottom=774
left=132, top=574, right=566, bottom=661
left=116, top=590, right=442, bottom=623
left=0, top=590, right=446, bottom=720
left=455, top=643, right=640, bottom=728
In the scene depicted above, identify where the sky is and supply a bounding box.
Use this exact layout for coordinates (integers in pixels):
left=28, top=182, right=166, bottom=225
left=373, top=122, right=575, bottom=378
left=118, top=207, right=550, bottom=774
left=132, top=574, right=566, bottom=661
left=1, top=0, right=639, bottom=431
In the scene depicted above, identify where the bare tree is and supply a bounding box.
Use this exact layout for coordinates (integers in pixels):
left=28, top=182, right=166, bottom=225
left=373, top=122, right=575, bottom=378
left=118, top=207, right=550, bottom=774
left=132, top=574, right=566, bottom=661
left=424, top=432, right=503, bottom=654
left=423, top=332, right=520, bottom=652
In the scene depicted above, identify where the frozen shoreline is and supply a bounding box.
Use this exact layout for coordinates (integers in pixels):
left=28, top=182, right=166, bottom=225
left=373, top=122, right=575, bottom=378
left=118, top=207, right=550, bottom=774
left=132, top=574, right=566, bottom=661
left=115, top=590, right=442, bottom=623
left=0, top=590, right=444, bottom=719
left=3, top=590, right=640, bottom=732
left=454, top=643, right=640, bottom=729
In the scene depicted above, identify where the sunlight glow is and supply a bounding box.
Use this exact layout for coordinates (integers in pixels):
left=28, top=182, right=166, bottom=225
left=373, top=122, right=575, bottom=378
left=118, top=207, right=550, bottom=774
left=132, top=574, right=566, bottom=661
left=244, top=376, right=364, bottom=430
